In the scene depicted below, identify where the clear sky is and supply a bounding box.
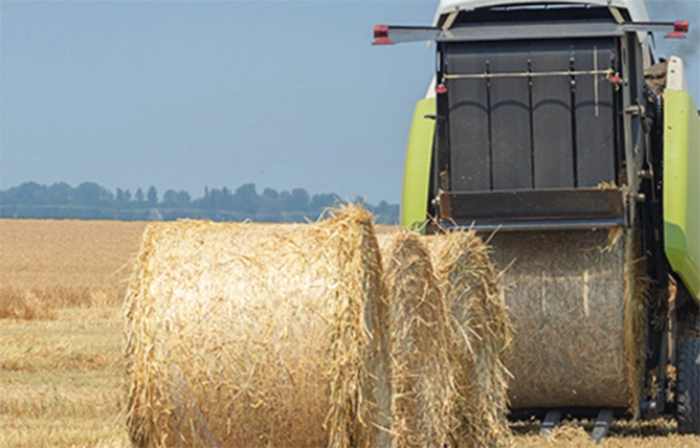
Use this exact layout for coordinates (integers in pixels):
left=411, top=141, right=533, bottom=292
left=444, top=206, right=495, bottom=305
left=1, top=0, right=698, bottom=203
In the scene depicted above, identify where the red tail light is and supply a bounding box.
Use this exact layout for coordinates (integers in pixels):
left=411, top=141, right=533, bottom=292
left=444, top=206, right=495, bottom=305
left=372, top=37, right=394, bottom=45
left=436, top=84, right=448, bottom=94
left=372, top=25, right=393, bottom=45
left=675, top=20, right=689, bottom=32
left=374, top=25, right=389, bottom=39
left=665, top=20, right=689, bottom=38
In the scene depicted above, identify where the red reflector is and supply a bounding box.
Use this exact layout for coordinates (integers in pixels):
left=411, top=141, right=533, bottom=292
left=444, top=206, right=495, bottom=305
left=674, top=20, right=689, bottom=32
left=608, top=76, right=622, bottom=84
left=374, top=25, right=389, bottom=39
left=436, top=84, right=447, bottom=94
left=372, top=37, right=394, bottom=46
left=664, top=31, right=687, bottom=39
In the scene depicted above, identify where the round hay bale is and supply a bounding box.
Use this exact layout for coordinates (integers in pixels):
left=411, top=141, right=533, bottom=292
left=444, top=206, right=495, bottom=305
left=124, top=205, right=389, bottom=448
left=380, top=232, right=455, bottom=447
left=424, top=231, right=513, bottom=448
left=487, top=228, right=647, bottom=413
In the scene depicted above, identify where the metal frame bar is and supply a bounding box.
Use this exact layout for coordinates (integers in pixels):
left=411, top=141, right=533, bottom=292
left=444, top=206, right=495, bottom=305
left=444, top=68, right=613, bottom=80
left=438, top=188, right=626, bottom=226
left=373, top=22, right=686, bottom=45
left=438, top=218, right=625, bottom=232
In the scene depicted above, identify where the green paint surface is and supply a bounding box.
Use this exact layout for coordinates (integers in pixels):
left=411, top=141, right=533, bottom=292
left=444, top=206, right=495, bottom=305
left=664, top=89, right=700, bottom=301
left=400, top=98, right=435, bottom=232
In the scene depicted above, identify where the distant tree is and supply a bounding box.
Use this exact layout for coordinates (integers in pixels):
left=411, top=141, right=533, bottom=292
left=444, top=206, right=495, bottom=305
left=290, top=188, right=310, bottom=212
left=224, top=187, right=237, bottom=209
left=163, top=189, right=191, bottom=205
left=8, top=182, right=45, bottom=204
left=162, top=189, right=179, bottom=204
left=375, top=200, right=390, bottom=215
left=259, top=188, right=281, bottom=214
left=0, top=181, right=400, bottom=223
left=177, top=190, right=191, bottom=203
left=372, top=201, right=399, bottom=224
left=234, top=183, right=259, bottom=214
left=203, top=187, right=225, bottom=210
left=278, top=190, right=292, bottom=211
left=310, top=193, right=337, bottom=213
left=147, top=186, right=158, bottom=205
left=116, top=188, right=126, bottom=203
left=47, top=182, right=72, bottom=204
left=263, top=188, right=279, bottom=201
left=75, top=182, right=112, bottom=205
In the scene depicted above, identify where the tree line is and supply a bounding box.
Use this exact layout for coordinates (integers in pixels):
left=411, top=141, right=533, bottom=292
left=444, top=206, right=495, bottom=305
left=0, top=181, right=399, bottom=224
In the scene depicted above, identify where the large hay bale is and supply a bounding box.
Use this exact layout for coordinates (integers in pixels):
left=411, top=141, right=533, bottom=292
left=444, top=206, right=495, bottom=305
left=124, top=205, right=389, bottom=448
left=488, top=228, right=647, bottom=412
left=425, top=231, right=513, bottom=448
left=380, top=232, right=455, bottom=447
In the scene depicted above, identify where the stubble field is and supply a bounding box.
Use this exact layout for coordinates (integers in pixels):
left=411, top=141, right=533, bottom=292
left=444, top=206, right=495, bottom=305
left=0, top=219, right=698, bottom=447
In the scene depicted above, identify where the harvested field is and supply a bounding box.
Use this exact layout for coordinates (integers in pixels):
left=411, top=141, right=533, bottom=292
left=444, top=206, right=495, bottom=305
left=0, top=219, right=146, bottom=318
left=374, top=224, right=400, bottom=234
left=1, top=307, right=129, bottom=448
left=511, top=418, right=698, bottom=447
left=0, top=218, right=698, bottom=447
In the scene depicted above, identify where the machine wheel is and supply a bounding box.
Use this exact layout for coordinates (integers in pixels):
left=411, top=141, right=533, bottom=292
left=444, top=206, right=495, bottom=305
left=677, top=337, right=700, bottom=434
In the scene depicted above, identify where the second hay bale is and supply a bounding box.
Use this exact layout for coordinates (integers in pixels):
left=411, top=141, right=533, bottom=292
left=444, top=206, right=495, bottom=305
left=381, top=232, right=455, bottom=447
left=379, top=230, right=512, bottom=448
left=425, top=231, right=513, bottom=447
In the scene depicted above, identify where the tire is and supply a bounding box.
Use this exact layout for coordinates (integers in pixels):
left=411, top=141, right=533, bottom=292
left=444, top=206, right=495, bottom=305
left=677, top=337, right=700, bottom=435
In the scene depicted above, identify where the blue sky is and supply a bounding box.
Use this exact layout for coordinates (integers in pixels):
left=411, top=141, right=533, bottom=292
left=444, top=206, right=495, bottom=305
left=1, top=1, right=698, bottom=203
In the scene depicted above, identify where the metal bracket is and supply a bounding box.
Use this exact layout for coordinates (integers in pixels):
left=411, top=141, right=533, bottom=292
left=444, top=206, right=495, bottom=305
left=637, top=170, right=653, bottom=180
left=540, top=409, right=562, bottom=436
left=625, top=104, right=645, bottom=116
left=591, top=409, right=613, bottom=444
left=632, top=192, right=647, bottom=202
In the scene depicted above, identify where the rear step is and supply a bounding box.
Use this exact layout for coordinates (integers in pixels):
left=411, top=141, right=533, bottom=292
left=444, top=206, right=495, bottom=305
left=540, top=409, right=562, bottom=436
left=591, top=409, right=614, bottom=444
left=538, top=408, right=613, bottom=444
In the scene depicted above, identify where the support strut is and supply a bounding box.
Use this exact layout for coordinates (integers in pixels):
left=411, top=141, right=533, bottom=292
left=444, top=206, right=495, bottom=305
left=540, top=409, right=562, bottom=436
left=591, top=409, right=613, bottom=444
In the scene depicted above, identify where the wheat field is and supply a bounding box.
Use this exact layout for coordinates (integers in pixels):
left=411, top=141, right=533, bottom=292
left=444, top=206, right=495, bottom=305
left=0, top=219, right=146, bottom=318
left=0, top=218, right=698, bottom=447
left=1, top=219, right=146, bottom=447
